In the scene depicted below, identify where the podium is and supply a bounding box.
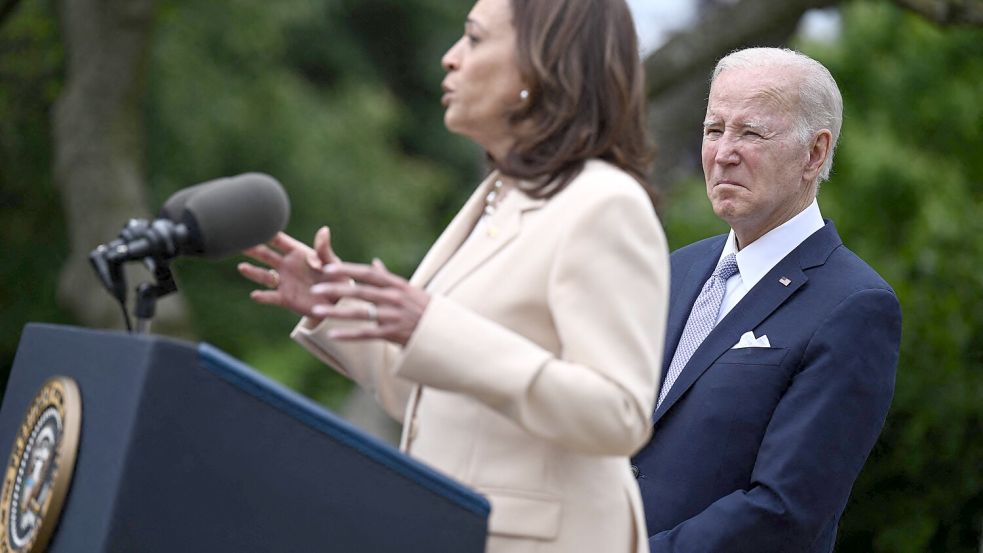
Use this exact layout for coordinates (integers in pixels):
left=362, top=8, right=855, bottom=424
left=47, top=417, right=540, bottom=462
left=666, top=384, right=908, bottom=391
left=0, top=324, right=489, bottom=552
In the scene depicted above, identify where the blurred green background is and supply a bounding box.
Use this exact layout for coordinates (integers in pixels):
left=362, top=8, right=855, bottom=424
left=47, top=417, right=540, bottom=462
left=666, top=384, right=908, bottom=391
left=1, top=0, right=980, bottom=550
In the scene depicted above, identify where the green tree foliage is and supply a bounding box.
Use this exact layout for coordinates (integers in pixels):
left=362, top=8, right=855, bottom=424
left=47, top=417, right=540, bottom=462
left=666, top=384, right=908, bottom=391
left=663, top=2, right=983, bottom=550
left=0, top=0, right=479, bottom=408
left=1, top=1, right=980, bottom=547
left=813, top=3, right=983, bottom=551
left=143, top=0, right=479, bottom=407
left=0, top=1, right=73, bottom=385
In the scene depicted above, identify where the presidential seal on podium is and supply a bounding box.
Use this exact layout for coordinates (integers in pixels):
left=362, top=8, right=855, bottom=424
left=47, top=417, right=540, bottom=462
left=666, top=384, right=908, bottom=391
left=1, top=377, right=81, bottom=553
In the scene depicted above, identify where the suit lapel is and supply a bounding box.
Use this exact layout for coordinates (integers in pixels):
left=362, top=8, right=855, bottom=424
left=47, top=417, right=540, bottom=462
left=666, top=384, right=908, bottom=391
left=661, top=239, right=725, bottom=380
left=652, top=222, right=842, bottom=425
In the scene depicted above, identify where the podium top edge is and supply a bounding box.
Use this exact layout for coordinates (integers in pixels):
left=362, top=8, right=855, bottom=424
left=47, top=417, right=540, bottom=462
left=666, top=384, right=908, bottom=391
left=196, top=343, right=491, bottom=518
left=22, top=323, right=195, bottom=348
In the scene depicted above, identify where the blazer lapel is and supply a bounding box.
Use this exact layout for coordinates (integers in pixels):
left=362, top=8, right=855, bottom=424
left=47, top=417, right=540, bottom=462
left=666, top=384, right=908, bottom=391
left=409, top=172, right=497, bottom=289
left=652, top=222, right=842, bottom=425
left=425, top=186, right=545, bottom=294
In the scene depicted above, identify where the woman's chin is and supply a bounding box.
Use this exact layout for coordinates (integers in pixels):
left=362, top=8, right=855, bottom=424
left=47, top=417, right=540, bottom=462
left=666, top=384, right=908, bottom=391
left=442, top=110, right=458, bottom=130
left=442, top=115, right=473, bottom=141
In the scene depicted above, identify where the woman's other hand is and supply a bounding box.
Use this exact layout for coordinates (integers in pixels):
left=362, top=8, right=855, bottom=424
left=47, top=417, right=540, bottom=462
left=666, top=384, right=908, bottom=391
left=238, top=227, right=343, bottom=319
left=310, top=259, right=430, bottom=346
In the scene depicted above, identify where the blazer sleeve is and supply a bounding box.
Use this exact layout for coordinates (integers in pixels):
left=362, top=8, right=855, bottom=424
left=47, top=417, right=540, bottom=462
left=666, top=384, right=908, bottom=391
left=394, top=185, right=669, bottom=456
left=649, top=288, right=902, bottom=552
left=290, top=311, right=413, bottom=422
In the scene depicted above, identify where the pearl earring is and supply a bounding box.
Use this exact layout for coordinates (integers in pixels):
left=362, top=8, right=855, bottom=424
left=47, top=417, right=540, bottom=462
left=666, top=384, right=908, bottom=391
left=519, top=89, right=529, bottom=100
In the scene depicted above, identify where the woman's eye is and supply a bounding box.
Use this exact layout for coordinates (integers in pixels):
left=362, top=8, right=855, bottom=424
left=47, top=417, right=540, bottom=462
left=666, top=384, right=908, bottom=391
left=467, top=33, right=480, bottom=46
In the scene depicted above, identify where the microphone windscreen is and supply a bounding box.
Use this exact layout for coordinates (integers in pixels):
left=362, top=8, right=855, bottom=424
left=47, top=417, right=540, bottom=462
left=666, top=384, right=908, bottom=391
left=158, top=177, right=228, bottom=221
left=181, top=173, right=290, bottom=259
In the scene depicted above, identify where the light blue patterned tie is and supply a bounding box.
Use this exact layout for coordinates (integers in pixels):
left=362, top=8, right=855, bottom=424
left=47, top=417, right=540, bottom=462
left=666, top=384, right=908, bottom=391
left=658, top=253, right=739, bottom=407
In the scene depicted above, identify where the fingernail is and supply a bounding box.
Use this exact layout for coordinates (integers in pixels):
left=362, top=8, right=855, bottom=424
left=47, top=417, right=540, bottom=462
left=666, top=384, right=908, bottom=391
left=323, top=264, right=338, bottom=274
left=311, top=283, right=329, bottom=294
left=312, top=304, right=329, bottom=316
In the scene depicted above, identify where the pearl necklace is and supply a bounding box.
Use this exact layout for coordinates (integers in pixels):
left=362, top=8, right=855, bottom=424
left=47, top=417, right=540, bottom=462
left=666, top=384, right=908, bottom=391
left=483, top=179, right=506, bottom=216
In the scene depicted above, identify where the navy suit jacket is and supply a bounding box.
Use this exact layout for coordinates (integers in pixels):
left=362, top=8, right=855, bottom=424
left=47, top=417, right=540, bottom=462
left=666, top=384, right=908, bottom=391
left=632, top=221, right=902, bottom=552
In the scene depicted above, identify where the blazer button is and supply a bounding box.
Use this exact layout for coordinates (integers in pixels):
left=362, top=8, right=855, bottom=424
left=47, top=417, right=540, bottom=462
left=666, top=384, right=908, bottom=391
left=631, top=465, right=640, bottom=479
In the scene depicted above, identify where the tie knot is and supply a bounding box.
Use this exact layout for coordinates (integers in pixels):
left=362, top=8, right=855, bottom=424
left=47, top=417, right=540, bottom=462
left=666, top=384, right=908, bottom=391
left=713, top=253, right=739, bottom=281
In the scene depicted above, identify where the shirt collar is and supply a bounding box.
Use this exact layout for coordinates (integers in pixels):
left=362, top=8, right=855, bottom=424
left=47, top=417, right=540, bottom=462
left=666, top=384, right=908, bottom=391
left=720, top=199, right=824, bottom=290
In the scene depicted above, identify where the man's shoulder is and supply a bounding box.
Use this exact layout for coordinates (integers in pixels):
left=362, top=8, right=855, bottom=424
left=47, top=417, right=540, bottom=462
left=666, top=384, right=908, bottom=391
left=796, top=221, right=895, bottom=295
left=820, top=242, right=897, bottom=297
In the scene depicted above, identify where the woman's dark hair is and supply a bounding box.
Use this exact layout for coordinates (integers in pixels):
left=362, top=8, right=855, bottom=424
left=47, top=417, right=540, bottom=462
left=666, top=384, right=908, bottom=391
left=502, top=0, right=653, bottom=197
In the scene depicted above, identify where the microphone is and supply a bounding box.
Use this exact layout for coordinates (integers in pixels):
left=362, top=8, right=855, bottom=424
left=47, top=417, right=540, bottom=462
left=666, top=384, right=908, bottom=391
left=97, top=173, right=290, bottom=263
left=178, top=172, right=290, bottom=258
left=89, top=173, right=289, bottom=332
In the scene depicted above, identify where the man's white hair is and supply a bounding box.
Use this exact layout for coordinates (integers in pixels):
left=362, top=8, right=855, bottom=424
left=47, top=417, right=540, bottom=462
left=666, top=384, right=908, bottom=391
left=712, top=47, right=843, bottom=183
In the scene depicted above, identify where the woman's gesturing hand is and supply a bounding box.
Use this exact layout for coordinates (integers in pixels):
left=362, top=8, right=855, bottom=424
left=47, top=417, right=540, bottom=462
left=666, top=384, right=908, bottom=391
left=309, top=259, right=430, bottom=346
left=237, top=227, right=344, bottom=320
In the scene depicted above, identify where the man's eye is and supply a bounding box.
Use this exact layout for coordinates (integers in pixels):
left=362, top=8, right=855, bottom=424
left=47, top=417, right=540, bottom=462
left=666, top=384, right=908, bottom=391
left=704, top=128, right=722, bottom=136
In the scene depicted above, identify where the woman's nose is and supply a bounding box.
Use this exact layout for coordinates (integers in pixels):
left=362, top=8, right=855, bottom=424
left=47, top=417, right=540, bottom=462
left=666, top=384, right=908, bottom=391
left=441, top=38, right=463, bottom=71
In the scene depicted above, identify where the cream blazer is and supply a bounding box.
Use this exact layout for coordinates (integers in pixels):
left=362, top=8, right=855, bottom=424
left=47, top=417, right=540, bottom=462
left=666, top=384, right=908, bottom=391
left=292, top=159, right=668, bottom=553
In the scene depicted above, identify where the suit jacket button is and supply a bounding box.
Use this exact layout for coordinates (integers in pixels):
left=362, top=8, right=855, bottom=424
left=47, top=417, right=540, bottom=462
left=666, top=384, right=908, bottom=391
left=631, top=464, right=640, bottom=479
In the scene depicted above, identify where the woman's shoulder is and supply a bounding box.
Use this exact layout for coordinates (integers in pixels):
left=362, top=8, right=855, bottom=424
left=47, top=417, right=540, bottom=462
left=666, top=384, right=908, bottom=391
left=558, top=158, right=652, bottom=207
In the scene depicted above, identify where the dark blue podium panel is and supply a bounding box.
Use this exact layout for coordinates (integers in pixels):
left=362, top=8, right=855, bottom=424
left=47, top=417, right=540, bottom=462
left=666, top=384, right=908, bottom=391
left=0, top=324, right=489, bottom=552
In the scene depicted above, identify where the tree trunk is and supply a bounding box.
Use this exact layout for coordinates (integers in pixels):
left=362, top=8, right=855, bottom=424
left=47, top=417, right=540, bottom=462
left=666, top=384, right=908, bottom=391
left=645, top=0, right=839, bottom=99
left=0, top=0, right=23, bottom=29
left=52, top=0, right=191, bottom=335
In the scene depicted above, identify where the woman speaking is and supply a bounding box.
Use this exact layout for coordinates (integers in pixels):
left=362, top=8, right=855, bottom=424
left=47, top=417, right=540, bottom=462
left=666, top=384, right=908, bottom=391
left=238, top=0, right=669, bottom=551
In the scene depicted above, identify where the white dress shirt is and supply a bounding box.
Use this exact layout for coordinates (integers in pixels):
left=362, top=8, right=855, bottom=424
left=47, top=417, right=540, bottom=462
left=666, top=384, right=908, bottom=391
left=716, top=200, right=825, bottom=323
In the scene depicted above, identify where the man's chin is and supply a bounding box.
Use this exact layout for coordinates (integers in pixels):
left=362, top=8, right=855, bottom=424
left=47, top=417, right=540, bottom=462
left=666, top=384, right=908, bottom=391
left=710, top=196, right=746, bottom=218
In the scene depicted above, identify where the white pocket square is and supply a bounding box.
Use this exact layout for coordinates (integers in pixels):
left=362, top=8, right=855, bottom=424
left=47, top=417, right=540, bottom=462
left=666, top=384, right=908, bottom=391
left=732, top=331, right=771, bottom=349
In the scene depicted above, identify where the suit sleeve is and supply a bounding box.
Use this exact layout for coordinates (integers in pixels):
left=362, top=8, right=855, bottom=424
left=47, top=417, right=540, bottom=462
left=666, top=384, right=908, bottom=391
left=649, top=288, right=901, bottom=552
left=395, top=186, right=669, bottom=456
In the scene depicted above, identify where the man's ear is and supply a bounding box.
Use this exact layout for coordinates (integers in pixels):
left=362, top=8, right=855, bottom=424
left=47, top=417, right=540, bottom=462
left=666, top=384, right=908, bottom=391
left=804, top=129, right=832, bottom=181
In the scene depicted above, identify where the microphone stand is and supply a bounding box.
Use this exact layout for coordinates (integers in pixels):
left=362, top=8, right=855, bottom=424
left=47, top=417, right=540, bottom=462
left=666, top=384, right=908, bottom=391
left=134, top=257, right=178, bottom=334
left=90, top=244, right=133, bottom=332
left=90, top=233, right=179, bottom=334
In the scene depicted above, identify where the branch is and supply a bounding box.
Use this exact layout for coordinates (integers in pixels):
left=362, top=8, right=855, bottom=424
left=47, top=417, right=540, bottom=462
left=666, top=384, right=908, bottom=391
left=645, top=0, right=839, bottom=98
left=892, top=0, right=983, bottom=25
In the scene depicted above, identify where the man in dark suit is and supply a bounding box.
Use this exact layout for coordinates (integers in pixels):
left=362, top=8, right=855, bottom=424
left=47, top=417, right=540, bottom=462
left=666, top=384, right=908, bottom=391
left=632, top=47, right=902, bottom=552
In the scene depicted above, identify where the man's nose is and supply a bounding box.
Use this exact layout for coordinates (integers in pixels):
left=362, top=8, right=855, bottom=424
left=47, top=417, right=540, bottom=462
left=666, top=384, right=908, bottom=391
left=715, top=135, right=740, bottom=165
